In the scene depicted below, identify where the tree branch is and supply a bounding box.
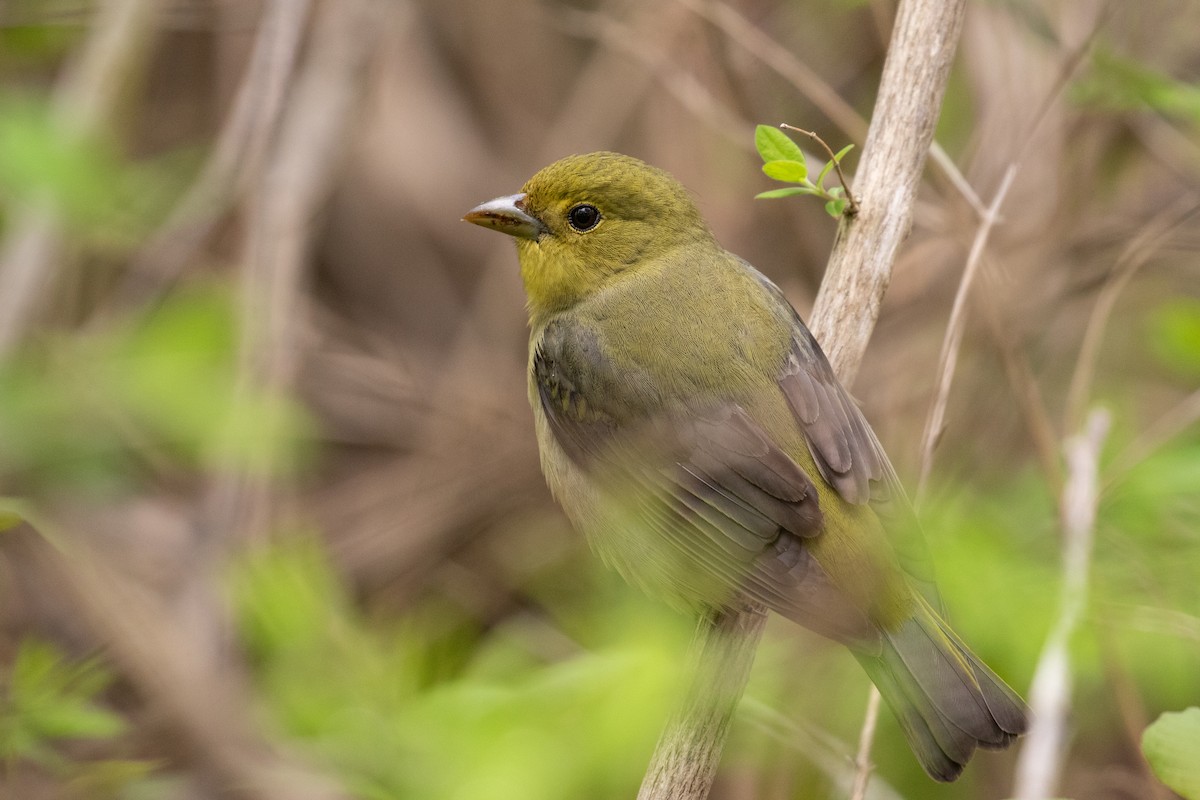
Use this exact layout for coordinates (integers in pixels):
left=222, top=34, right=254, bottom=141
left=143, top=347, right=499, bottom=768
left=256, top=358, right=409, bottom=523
left=637, top=1, right=967, bottom=797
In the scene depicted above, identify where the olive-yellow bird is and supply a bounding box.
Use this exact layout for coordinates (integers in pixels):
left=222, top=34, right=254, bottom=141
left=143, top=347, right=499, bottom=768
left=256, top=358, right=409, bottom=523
left=464, top=152, right=1027, bottom=781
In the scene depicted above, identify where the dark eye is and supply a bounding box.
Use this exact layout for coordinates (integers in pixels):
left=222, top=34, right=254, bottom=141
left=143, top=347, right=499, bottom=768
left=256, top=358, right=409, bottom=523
left=567, top=204, right=601, bottom=232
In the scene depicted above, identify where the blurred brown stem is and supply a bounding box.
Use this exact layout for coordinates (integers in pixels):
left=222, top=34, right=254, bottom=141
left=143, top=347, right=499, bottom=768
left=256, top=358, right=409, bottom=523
left=115, top=0, right=314, bottom=312
left=207, top=0, right=386, bottom=541
left=637, top=0, right=967, bottom=797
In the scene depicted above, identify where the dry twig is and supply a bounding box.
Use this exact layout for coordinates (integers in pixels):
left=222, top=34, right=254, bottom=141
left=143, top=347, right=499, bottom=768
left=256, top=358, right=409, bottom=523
left=915, top=164, right=1017, bottom=501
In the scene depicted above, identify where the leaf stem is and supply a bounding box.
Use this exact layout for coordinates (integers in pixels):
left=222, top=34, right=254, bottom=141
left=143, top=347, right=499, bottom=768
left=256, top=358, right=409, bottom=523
left=780, top=124, right=860, bottom=217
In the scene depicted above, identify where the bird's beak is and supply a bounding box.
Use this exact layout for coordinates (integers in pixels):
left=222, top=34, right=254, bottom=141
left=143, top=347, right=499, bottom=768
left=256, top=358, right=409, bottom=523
left=463, top=193, right=547, bottom=241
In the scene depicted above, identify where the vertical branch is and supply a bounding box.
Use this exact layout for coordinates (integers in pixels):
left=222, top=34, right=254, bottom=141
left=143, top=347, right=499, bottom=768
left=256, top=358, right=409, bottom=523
left=637, top=1, right=967, bottom=797
left=1013, top=409, right=1111, bottom=800
left=637, top=606, right=770, bottom=800
left=847, top=689, right=884, bottom=800
left=206, top=0, right=386, bottom=540
left=809, top=0, right=967, bottom=379
left=117, top=0, right=315, bottom=309
left=915, top=164, right=1017, bottom=502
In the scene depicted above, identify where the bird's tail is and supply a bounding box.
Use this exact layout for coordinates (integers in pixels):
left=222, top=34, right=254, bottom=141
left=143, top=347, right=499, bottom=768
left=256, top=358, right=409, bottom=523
left=854, top=597, right=1029, bottom=782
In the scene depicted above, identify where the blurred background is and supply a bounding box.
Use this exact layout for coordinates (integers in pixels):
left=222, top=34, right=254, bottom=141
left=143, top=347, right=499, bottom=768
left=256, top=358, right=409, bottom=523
left=0, top=0, right=1198, bottom=798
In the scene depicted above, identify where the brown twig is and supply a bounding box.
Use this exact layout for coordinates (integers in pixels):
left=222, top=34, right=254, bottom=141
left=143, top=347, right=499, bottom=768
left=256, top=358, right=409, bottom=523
left=554, top=4, right=750, bottom=149
left=637, top=1, right=968, bottom=797
left=780, top=124, right=861, bottom=217
left=981, top=301, right=1065, bottom=495
left=676, top=0, right=867, bottom=141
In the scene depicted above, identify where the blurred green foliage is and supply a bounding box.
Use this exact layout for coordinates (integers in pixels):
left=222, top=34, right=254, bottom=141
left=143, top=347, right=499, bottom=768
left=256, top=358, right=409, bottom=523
left=0, top=95, right=187, bottom=248
left=1142, top=707, right=1200, bottom=799
left=1149, top=299, right=1200, bottom=381
left=0, top=639, right=156, bottom=798
left=1073, top=50, right=1200, bottom=124
left=228, top=538, right=694, bottom=800
left=0, top=639, right=124, bottom=764
left=0, top=285, right=311, bottom=493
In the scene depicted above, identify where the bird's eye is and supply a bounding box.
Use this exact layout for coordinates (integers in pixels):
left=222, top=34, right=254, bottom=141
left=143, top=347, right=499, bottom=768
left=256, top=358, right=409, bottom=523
left=567, top=204, right=601, bottom=232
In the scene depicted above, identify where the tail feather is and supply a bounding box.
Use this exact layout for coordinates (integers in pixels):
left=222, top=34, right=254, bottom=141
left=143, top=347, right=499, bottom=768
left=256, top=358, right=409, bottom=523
left=855, top=601, right=1029, bottom=782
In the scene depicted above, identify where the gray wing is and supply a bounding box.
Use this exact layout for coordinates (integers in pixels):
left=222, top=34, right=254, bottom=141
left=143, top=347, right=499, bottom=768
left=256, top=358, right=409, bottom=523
left=534, top=318, right=879, bottom=646
left=750, top=268, right=939, bottom=599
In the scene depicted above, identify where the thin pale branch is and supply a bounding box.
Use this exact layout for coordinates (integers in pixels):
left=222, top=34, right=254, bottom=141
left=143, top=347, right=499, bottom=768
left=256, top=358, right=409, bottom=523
left=848, top=687, right=884, bottom=800
left=808, top=1, right=966, bottom=378
left=739, top=697, right=905, bottom=800
left=1013, top=408, right=1110, bottom=800
left=915, top=164, right=1017, bottom=501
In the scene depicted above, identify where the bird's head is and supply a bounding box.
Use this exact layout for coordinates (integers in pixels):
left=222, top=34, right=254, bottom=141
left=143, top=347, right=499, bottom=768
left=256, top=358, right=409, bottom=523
left=464, top=152, right=713, bottom=320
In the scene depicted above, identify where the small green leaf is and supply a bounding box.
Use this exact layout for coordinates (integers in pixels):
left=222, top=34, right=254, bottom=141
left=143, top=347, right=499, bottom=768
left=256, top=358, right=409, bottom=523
left=815, top=159, right=836, bottom=189
left=1143, top=708, right=1200, bottom=799
left=755, top=187, right=812, bottom=200
left=754, top=125, right=804, bottom=164
left=832, top=143, right=856, bottom=162
left=824, top=198, right=848, bottom=217
left=761, top=159, right=808, bottom=183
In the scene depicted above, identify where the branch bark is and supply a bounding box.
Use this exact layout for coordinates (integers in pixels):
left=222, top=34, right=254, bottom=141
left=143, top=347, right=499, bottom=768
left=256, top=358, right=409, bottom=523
left=637, top=0, right=967, bottom=797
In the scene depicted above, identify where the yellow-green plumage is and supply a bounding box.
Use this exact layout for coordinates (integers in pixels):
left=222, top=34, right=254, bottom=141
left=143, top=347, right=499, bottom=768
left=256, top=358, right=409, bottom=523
left=465, top=152, right=1028, bottom=781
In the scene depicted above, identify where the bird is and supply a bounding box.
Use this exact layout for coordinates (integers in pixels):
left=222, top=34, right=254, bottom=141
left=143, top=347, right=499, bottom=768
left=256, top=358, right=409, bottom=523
left=463, top=151, right=1028, bottom=781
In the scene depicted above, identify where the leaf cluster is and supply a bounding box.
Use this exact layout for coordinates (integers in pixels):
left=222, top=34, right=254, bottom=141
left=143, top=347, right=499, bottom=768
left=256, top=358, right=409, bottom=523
left=753, top=124, right=854, bottom=218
